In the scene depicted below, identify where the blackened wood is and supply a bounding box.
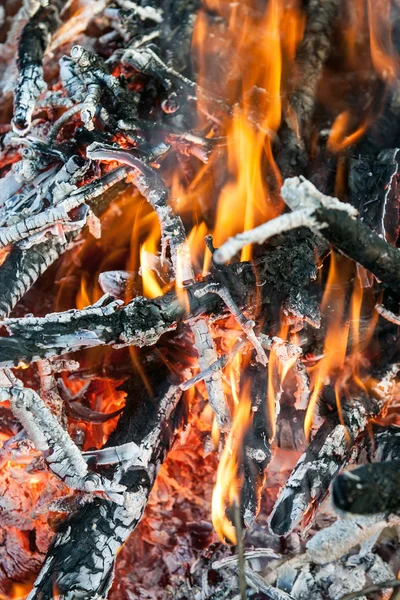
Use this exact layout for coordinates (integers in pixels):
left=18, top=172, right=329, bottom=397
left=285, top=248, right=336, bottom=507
left=332, top=460, right=400, bottom=516
left=27, top=369, right=186, bottom=600
left=0, top=230, right=319, bottom=367
left=240, top=362, right=273, bottom=529
left=313, top=204, right=400, bottom=298
left=348, top=149, right=400, bottom=243
left=13, top=0, right=67, bottom=132
left=269, top=392, right=382, bottom=536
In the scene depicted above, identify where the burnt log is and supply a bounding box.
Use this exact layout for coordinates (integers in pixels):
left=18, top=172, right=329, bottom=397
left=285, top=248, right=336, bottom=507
left=27, top=368, right=186, bottom=599
left=0, top=230, right=320, bottom=367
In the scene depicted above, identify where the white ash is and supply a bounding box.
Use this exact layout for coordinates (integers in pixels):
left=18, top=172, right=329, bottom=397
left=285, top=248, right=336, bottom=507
left=213, top=209, right=322, bottom=264
left=306, top=513, right=400, bottom=564
left=375, top=303, right=400, bottom=326
left=281, top=176, right=359, bottom=217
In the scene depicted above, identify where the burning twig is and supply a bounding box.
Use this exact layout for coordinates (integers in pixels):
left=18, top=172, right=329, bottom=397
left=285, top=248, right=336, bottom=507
left=27, top=374, right=185, bottom=600
left=0, top=234, right=318, bottom=367
left=0, top=369, right=125, bottom=500
left=216, top=176, right=400, bottom=302
left=86, top=143, right=231, bottom=430
left=269, top=392, right=385, bottom=536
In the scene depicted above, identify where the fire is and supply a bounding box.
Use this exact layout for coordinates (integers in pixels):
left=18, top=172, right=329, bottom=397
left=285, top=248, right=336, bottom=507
left=304, top=255, right=352, bottom=438
left=140, top=219, right=163, bottom=299
left=2, top=583, right=33, bottom=600
left=367, top=0, right=398, bottom=81
left=212, top=383, right=252, bottom=545
left=327, top=110, right=370, bottom=154
left=304, top=256, right=379, bottom=440
left=188, top=0, right=305, bottom=266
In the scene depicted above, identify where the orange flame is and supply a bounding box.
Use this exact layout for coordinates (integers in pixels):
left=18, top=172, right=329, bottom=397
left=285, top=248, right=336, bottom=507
left=367, top=0, right=398, bottom=82
left=304, top=256, right=380, bottom=440
left=305, top=255, right=352, bottom=439
left=212, top=383, right=252, bottom=544
left=327, top=110, right=370, bottom=154
left=190, top=0, right=305, bottom=267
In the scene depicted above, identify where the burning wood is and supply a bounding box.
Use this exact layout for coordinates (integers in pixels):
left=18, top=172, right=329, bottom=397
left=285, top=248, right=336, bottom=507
left=1, top=0, right=400, bottom=598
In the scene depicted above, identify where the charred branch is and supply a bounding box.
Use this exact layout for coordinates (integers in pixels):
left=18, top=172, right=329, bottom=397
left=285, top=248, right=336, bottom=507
left=269, top=391, right=385, bottom=536
left=0, top=231, right=319, bottom=367
left=27, top=372, right=186, bottom=600
left=13, top=0, right=67, bottom=133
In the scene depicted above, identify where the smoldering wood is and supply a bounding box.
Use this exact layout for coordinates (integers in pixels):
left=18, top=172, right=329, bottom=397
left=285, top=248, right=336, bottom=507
left=0, top=171, right=129, bottom=319
left=269, top=391, right=384, bottom=536
left=13, top=0, right=67, bottom=133
left=27, top=370, right=186, bottom=600
left=0, top=230, right=319, bottom=367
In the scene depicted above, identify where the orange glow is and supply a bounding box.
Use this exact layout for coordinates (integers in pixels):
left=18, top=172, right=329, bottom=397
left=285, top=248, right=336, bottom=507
left=367, top=0, right=398, bottom=81
left=304, top=255, right=352, bottom=439
left=327, top=110, right=370, bottom=154
left=2, top=582, right=33, bottom=600
left=212, top=383, right=252, bottom=544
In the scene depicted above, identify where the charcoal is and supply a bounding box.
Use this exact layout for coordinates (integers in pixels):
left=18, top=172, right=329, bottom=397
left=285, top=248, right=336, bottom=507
left=348, top=148, right=400, bottom=243
left=332, top=460, right=400, bottom=516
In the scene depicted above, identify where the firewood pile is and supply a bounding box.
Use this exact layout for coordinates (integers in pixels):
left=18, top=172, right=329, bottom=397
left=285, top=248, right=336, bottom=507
left=1, top=0, right=400, bottom=598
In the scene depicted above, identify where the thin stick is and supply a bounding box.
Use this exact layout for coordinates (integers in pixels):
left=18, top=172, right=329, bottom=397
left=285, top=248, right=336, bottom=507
left=340, top=579, right=400, bottom=600
left=233, top=501, right=247, bottom=600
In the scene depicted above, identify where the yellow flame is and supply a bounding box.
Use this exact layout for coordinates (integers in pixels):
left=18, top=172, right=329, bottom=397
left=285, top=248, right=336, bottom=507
left=212, top=384, right=252, bottom=544
left=304, top=255, right=352, bottom=439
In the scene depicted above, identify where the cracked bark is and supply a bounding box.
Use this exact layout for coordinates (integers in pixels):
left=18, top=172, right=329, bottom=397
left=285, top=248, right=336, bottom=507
left=27, top=369, right=186, bottom=600
left=13, top=0, right=67, bottom=132
left=0, top=230, right=319, bottom=367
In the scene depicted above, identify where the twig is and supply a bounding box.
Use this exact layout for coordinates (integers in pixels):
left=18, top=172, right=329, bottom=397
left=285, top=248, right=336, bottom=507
left=0, top=370, right=125, bottom=500
left=13, top=0, right=66, bottom=132
left=214, top=210, right=321, bottom=264
left=340, top=578, right=400, bottom=600
left=87, top=143, right=232, bottom=431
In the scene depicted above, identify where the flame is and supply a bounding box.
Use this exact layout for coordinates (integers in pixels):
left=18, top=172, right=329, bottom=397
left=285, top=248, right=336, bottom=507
left=367, top=0, right=398, bottom=81
left=189, top=0, right=305, bottom=267
left=304, top=255, right=352, bottom=439
left=76, top=274, right=93, bottom=310
left=2, top=583, right=33, bottom=600
left=140, top=241, right=163, bottom=299
left=304, top=257, right=380, bottom=440
left=327, top=110, right=370, bottom=154
left=212, top=383, right=252, bottom=544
